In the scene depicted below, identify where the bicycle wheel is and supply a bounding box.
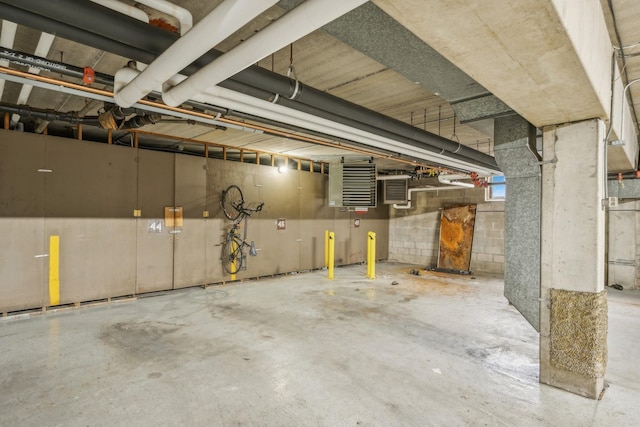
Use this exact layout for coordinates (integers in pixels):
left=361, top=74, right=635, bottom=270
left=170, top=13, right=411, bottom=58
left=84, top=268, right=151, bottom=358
left=222, top=185, right=244, bottom=221
left=221, top=236, right=244, bottom=274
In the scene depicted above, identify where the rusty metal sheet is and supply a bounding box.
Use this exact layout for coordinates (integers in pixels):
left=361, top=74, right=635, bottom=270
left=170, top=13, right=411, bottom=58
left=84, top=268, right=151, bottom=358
left=437, top=205, right=477, bottom=272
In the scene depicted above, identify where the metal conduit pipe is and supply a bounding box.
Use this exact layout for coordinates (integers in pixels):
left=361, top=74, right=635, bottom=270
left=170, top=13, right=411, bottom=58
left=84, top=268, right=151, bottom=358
left=188, top=76, right=498, bottom=171
left=393, top=186, right=466, bottom=210
left=608, top=171, right=640, bottom=179
left=274, top=96, right=499, bottom=170
left=151, top=70, right=491, bottom=173
left=0, top=102, right=101, bottom=126
left=115, top=0, right=278, bottom=108
left=168, top=75, right=500, bottom=174
left=377, top=175, right=412, bottom=181
left=1, top=0, right=498, bottom=170
left=0, top=47, right=115, bottom=86
left=0, top=67, right=445, bottom=169
left=202, top=83, right=499, bottom=173
left=0, top=68, right=256, bottom=132
left=12, top=31, right=55, bottom=124
left=0, top=3, right=156, bottom=64
left=0, top=49, right=388, bottom=159
left=0, top=47, right=408, bottom=162
left=437, top=173, right=475, bottom=188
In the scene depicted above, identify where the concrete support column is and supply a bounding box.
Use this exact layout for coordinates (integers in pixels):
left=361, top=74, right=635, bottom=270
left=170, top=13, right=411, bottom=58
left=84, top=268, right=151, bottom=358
left=540, top=119, right=607, bottom=399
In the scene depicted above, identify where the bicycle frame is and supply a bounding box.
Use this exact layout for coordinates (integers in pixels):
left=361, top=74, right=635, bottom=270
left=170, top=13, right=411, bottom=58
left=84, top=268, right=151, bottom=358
left=220, top=185, right=263, bottom=275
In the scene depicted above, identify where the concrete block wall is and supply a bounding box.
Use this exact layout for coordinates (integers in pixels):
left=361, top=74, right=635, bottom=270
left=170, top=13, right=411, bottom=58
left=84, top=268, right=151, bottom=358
left=608, top=199, right=640, bottom=289
left=389, top=183, right=505, bottom=274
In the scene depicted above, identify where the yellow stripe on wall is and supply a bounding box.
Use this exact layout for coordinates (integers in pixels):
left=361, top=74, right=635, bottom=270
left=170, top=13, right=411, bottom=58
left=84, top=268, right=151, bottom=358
left=49, top=235, right=60, bottom=306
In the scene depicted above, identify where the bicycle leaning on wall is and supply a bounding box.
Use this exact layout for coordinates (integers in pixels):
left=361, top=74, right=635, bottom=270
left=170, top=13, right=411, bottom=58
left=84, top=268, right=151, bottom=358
left=220, top=185, right=264, bottom=275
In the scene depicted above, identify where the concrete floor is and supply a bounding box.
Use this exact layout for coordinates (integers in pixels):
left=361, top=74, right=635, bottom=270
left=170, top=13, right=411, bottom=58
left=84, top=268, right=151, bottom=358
left=1, top=263, right=639, bottom=426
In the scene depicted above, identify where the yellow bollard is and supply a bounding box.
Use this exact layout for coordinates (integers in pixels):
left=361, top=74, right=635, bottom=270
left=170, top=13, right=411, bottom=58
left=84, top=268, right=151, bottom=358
left=49, top=235, right=60, bottom=306
left=230, top=239, right=238, bottom=281
left=367, top=231, right=376, bottom=279
left=324, top=229, right=329, bottom=268
left=328, top=231, right=335, bottom=279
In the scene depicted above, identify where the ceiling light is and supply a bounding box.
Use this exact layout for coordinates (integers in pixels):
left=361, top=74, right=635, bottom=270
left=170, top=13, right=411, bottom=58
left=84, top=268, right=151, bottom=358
left=278, top=166, right=288, bottom=174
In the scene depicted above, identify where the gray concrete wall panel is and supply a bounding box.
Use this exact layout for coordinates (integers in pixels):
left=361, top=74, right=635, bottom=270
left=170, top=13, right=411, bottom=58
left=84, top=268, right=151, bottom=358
left=205, top=159, right=225, bottom=283
left=251, top=171, right=301, bottom=276
left=0, top=133, right=46, bottom=311
left=46, top=218, right=136, bottom=304
left=0, top=131, right=45, bottom=217
left=299, top=173, right=331, bottom=270
left=43, top=139, right=137, bottom=303
left=173, top=155, right=207, bottom=288
left=0, top=218, right=46, bottom=311
left=607, top=209, right=636, bottom=289
left=136, top=149, right=174, bottom=293
left=0, top=133, right=390, bottom=312
left=44, top=138, right=137, bottom=218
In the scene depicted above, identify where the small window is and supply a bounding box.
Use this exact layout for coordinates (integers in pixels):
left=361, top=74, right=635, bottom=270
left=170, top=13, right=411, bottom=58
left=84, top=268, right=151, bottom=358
left=486, top=175, right=506, bottom=201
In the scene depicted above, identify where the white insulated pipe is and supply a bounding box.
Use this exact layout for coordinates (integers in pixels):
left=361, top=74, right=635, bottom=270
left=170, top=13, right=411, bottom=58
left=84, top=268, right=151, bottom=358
left=438, top=173, right=475, bottom=188
left=114, top=0, right=278, bottom=108
left=91, top=0, right=150, bottom=23
left=162, top=0, right=368, bottom=108
left=135, top=0, right=193, bottom=35
left=377, top=174, right=412, bottom=181
left=393, top=186, right=467, bottom=210
left=115, top=67, right=499, bottom=174
left=197, top=83, right=498, bottom=174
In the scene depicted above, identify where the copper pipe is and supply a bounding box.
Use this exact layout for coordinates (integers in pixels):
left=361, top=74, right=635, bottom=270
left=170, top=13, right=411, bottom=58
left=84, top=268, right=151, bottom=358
left=0, top=66, right=446, bottom=172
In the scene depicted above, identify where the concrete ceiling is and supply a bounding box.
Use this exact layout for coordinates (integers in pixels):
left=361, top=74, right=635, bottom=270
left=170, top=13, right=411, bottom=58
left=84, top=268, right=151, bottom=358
left=0, top=0, right=638, bottom=173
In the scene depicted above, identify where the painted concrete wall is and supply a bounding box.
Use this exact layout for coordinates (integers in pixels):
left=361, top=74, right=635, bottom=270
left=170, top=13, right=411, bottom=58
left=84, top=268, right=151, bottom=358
left=0, top=130, right=389, bottom=313
left=388, top=183, right=505, bottom=274
left=608, top=200, right=640, bottom=290
left=608, top=62, right=640, bottom=172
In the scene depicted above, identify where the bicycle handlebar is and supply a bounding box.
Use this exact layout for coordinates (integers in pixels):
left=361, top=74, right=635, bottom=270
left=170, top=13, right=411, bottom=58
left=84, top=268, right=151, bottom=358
left=237, top=201, right=264, bottom=215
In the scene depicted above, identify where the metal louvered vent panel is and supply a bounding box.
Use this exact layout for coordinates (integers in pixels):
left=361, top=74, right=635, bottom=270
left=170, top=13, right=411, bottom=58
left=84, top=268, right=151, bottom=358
left=328, top=163, right=377, bottom=207
left=383, top=179, right=408, bottom=204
